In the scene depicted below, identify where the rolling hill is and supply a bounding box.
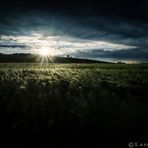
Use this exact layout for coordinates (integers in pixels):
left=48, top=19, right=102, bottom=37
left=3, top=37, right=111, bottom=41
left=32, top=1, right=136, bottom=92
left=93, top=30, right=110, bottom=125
left=0, top=53, right=110, bottom=63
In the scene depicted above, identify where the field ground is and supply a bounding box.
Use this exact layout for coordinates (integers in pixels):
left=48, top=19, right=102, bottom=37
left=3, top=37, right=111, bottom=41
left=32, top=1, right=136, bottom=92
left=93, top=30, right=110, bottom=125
left=0, top=63, right=148, bottom=147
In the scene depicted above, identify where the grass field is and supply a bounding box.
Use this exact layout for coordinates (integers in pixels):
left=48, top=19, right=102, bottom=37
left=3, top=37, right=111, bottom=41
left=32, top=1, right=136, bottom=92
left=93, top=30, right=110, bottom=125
left=0, top=63, right=148, bottom=147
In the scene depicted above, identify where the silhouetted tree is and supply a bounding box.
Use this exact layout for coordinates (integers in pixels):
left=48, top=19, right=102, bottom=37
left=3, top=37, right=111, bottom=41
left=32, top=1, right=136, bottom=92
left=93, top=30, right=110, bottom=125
left=66, top=55, right=72, bottom=58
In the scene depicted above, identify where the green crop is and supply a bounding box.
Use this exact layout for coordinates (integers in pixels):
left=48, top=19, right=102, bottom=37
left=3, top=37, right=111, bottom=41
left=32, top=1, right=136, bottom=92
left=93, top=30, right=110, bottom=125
left=0, top=63, right=148, bottom=147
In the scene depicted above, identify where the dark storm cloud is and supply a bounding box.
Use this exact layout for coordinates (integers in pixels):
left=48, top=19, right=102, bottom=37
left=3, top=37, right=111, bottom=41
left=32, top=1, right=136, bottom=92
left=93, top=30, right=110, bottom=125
left=72, top=48, right=148, bottom=61
left=0, top=44, right=28, bottom=48
left=3, top=11, right=147, bottom=46
left=107, top=48, right=148, bottom=60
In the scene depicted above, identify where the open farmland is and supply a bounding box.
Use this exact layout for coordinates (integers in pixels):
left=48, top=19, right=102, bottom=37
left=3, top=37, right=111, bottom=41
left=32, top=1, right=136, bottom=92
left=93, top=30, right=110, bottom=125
left=0, top=63, right=148, bottom=147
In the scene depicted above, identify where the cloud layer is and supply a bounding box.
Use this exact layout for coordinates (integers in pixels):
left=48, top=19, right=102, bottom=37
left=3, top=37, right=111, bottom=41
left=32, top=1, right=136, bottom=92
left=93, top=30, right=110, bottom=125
left=0, top=10, right=148, bottom=62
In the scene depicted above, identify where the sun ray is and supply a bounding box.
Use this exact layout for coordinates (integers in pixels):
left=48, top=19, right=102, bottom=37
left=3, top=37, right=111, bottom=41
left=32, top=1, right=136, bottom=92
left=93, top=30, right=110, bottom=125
left=37, top=47, right=55, bottom=69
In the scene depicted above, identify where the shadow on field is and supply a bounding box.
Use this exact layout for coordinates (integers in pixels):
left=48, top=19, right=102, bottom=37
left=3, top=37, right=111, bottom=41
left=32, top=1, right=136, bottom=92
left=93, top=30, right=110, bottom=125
left=0, top=64, right=148, bottom=147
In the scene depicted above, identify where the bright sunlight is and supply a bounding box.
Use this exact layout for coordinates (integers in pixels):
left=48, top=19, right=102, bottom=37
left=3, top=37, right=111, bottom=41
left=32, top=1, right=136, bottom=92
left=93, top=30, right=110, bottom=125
left=39, top=48, right=49, bottom=56
left=37, top=47, right=54, bottom=67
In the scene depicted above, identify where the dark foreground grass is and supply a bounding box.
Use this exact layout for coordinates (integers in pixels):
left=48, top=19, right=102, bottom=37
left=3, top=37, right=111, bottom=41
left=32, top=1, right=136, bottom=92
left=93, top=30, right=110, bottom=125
left=0, top=63, right=148, bottom=147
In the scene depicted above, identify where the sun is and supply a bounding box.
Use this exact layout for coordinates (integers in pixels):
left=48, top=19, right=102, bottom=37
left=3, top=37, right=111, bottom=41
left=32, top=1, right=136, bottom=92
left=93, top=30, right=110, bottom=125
left=37, top=47, right=54, bottom=66
left=39, top=48, right=49, bottom=56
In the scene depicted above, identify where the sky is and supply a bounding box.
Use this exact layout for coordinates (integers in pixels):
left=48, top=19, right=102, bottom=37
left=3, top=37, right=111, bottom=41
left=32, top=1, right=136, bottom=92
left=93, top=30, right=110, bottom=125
left=0, top=0, right=148, bottom=62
